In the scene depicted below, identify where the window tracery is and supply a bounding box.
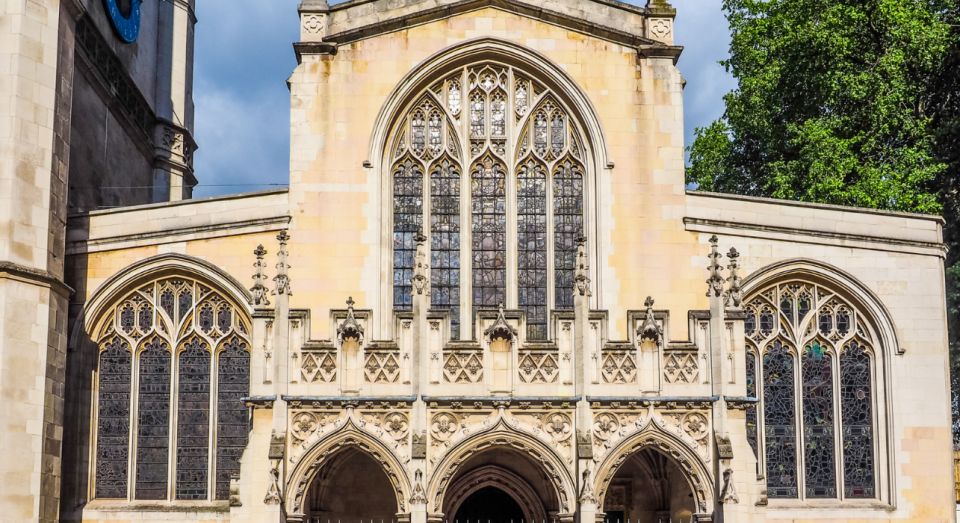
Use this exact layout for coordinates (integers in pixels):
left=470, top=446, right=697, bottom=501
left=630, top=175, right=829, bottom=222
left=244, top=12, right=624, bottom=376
left=91, top=276, right=252, bottom=502
left=388, top=62, right=589, bottom=340
left=744, top=280, right=880, bottom=502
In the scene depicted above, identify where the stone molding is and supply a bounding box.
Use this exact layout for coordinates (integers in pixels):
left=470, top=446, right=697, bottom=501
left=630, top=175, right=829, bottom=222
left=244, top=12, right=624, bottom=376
left=0, top=261, right=73, bottom=297
left=309, top=0, right=660, bottom=48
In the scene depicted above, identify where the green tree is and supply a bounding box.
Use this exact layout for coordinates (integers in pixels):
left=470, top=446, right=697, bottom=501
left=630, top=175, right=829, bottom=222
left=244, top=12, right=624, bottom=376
left=688, top=0, right=960, bottom=442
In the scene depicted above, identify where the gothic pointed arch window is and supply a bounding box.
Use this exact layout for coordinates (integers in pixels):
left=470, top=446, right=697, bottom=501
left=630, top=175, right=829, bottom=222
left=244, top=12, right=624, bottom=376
left=91, top=275, right=252, bottom=502
left=744, top=279, right=883, bottom=502
left=388, top=62, right=588, bottom=341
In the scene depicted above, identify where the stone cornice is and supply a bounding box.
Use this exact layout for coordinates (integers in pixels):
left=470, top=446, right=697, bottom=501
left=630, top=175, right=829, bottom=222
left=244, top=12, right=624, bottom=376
left=0, top=262, right=74, bottom=297
left=302, top=0, right=663, bottom=49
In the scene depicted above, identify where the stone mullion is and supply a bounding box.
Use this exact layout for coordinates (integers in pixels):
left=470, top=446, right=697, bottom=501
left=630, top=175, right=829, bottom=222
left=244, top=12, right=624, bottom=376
left=127, top=346, right=141, bottom=501
left=168, top=342, right=181, bottom=502
left=459, top=68, right=472, bottom=341
left=207, top=344, right=220, bottom=502
left=793, top=346, right=806, bottom=500
left=505, top=68, right=518, bottom=311
left=832, top=343, right=845, bottom=501
left=546, top=163, right=557, bottom=340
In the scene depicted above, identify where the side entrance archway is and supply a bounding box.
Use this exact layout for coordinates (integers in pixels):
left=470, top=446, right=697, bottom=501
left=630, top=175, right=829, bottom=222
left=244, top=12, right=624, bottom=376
left=443, top=463, right=548, bottom=523
left=601, top=448, right=698, bottom=523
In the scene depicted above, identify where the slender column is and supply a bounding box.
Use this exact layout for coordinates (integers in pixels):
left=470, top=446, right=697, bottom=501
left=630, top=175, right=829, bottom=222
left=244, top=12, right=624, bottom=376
left=410, top=231, right=429, bottom=523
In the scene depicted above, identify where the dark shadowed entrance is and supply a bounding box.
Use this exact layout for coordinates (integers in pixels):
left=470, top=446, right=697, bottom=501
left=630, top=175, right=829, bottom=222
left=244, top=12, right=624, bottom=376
left=453, top=486, right=525, bottom=523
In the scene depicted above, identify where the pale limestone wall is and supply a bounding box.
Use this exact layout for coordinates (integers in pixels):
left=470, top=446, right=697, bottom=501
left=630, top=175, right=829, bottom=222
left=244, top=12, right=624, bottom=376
left=289, top=6, right=695, bottom=341
left=66, top=190, right=290, bottom=301
left=686, top=192, right=953, bottom=522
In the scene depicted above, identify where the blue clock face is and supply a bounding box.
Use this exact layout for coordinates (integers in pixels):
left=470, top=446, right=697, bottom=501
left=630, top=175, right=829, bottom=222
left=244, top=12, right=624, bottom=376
left=103, top=0, right=142, bottom=43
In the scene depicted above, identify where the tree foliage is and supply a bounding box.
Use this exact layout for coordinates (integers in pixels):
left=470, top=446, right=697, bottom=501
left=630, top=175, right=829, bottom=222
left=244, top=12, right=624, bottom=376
left=688, top=0, right=960, bottom=444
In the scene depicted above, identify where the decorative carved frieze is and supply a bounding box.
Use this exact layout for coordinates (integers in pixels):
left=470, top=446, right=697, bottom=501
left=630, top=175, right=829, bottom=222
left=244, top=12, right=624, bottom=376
left=518, top=349, right=560, bottom=383
left=443, top=350, right=483, bottom=383
left=663, top=351, right=699, bottom=383
left=300, top=349, right=337, bottom=383
left=600, top=348, right=637, bottom=384
left=364, top=350, right=401, bottom=383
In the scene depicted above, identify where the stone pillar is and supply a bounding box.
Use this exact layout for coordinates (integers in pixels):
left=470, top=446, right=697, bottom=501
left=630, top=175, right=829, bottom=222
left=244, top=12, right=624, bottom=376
left=154, top=0, right=197, bottom=200
left=410, top=231, right=429, bottom=523
left=0, top=1, right=76, bottom=520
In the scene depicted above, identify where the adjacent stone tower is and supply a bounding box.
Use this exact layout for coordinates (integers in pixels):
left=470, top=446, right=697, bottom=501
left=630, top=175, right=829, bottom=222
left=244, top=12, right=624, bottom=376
left=0, top=0, right=197, bottom=520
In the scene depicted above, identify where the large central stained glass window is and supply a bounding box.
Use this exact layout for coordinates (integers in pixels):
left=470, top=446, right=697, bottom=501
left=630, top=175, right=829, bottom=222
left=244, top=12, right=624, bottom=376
left=390, top=62, right=588, bottom=340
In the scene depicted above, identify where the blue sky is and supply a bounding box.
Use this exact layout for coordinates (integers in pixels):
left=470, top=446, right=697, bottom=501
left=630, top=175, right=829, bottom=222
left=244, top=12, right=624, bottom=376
left=191, top=0, right=734, bottom=198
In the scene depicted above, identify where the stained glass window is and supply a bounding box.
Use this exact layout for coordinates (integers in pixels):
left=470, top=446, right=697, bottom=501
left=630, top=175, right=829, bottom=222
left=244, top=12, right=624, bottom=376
left=745, top=350, right=758, bottom=458
left=745, top=280, right=881, bottom=502
left=135, top=337, right=171, bottom=500
left=176, top=338, right=210, bottom=500
left=216, top=336, right=250, bottom=500
left=388, top=64, right=589, bottom=341
left=763, top=340, right=798, bottom=498
left=517, top=160, right=548, bottom=339
left=553, top=160, right=583, bottom=308
left=392, top=158, right=424, bottom=310
left=471, top=157, right=507, bottom=310
left=841, top=342, right=875, bottom=498
left=431, top=159, right=461, bottom=338
left=93, top=277, right=252, bottom=502
left=95, top=338, right=132, bottom=499
left=802, top=343, right=836, bottom=498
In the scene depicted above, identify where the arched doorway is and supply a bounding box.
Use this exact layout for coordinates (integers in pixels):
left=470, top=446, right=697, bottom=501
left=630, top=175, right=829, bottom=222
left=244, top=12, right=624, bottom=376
left=303, top=449, right=398, bottom=522
left=602, top=449, right=696, bottom=523
left=453, top=486, right=525, bottom=523
left=442, top=449, right=556, bottom=523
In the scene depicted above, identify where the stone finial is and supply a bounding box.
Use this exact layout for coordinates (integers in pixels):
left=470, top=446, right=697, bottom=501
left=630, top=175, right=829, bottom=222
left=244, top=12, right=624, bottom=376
left=638, top=296, right=663, bottom=344
left=250, top=244, right=271, bottom=307
left=411, top=228, right=429, bottom=296
left=574, top=236, right=592, bottom=298
left=706, top=235, right=725, bottom=298
left=409, top=469, right=427, bottom=505
left=720, top=468, right=740, bottom=504
left=337, top=297, right=364, bottom=343
left=725, top=247, right=743, bottom=309
left=273, top=230, right=292, bottom=296
left=484, top=304, right=517, bottom=342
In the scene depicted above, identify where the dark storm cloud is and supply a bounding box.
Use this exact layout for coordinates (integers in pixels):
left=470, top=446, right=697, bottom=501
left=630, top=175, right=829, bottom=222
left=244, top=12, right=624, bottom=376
left=191, top=0, right=732, bottom=196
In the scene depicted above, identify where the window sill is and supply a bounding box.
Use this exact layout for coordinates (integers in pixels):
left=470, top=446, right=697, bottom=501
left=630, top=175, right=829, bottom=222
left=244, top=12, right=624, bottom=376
left=764, top=499, right=893, bottom=513
left=84, top=499, right=231, bottom=513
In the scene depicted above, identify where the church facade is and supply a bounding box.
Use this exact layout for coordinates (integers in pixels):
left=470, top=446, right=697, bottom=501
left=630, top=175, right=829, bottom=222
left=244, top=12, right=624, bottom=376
left=0, top=0, right=955, bottom=522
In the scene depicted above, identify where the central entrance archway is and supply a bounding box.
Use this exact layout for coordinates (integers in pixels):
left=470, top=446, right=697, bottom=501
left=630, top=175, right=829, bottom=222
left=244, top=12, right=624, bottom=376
left=453, top=486, right=525, bottom=523
left=441, top=450, right=555, bottom=523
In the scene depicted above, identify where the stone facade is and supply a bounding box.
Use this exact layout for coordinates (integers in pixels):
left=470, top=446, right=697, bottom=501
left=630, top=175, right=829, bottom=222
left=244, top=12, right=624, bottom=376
left=0, top=0, right=954, bottom=522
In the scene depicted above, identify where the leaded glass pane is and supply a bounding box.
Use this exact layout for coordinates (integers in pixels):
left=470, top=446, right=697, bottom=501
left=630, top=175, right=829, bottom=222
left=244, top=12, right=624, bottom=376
left=533, top=111, right=548, bottom=156
left=176, top=338, right=210, bottom=500
left=428, top=111, right=443, bottom=157
left=763, top=340, right=798, bottom=498
left=135, top=338, right=171, bottom=500
left=841, top=342, right=875, bottom=498
left=216, top=336, right=250, bottom=500
left=96, top=338, right=131, bottom=499
left=392, top=158, right=424, bottom=311
left=178, top=287, right=192, bottom=320
left=517, top=160, right=548, bottom=340
left=491, top=92, right=506, bottom=137
left=745, top=350, right=758, bottom=458
left=550, top=113, right=565, bottom=157
left=470, top=93, right=485, bottom=138
left=411, top=110, right=426, bottom=156
left=553, top=160, right=584, bottom=309
left=802, top=344, right=837, bottom=498
left=448, top=80, right=461, bottom=115
left=471, top=157, right=507, bottom=310
left=431, top=159, right=461, bottom=338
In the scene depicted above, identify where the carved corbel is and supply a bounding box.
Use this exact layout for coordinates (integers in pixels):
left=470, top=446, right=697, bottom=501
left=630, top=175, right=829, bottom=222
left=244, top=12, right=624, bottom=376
left=337, top=297, right=365, bottom=344
left=483, top=304, right=517, bottom=342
